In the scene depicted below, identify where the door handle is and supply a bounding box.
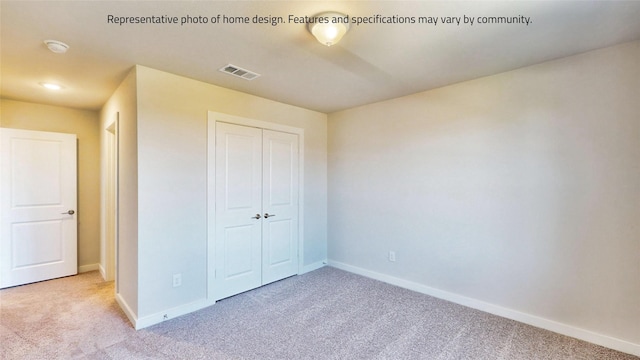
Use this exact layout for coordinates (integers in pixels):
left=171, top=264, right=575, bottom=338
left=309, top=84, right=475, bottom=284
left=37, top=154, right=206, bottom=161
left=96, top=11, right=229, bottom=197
left=251, top=214, right=261, bottom=219
left=264, top=213, right=276, bottom=218
left=61, top=210, right=75, bottom=215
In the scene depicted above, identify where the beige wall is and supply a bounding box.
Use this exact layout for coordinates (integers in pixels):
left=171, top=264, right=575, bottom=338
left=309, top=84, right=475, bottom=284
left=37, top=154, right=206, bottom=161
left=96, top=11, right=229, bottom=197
left=99, top=68, right=139, bottom=315
left=103, top=66, right=327, bottom=322
left=328, top=40, right=640, bottom=350
left=0, top=99, right=101, bottom=270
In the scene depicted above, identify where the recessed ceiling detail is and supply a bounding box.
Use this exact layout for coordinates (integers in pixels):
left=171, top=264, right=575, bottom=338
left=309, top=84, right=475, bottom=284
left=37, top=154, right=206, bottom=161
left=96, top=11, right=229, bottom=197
left=219, top=64, right=260, bottom=81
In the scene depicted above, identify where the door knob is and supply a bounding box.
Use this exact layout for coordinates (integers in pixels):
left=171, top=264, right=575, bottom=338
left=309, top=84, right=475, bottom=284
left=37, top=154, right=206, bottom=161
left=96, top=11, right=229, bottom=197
left=264, top=213, right=276, bottom=218
left=251, top=214, right=261, bottom=219
left=61, top=210, right=75, bottom=215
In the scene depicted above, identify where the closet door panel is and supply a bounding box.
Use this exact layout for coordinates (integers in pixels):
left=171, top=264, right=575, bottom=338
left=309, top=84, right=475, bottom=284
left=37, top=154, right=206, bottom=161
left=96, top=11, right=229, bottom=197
left=214, top=122, right=262, bottom=300
left=262, top=130, right=299, bottom=284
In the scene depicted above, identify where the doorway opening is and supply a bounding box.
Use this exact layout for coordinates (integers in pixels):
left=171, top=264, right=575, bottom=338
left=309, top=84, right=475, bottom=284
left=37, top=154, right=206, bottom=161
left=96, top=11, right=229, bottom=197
left=103, top=113, right=119, bottom=290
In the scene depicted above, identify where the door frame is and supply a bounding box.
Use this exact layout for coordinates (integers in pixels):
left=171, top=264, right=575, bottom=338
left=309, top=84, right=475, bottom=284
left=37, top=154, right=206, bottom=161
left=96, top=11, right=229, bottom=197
left=206, top=111, right=304, bottom=301
left=101, top=113, right=119, bottom=285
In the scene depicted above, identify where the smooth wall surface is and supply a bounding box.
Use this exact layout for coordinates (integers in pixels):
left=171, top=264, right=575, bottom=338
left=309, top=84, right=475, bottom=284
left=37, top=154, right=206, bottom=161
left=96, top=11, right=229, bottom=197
left=0, top=99, right=101, bottom=271
left=135, top=66, right=327, bottom=317
left=328, top=41, right=640, bottom=345
left=100, top=68, right=139, bottom=315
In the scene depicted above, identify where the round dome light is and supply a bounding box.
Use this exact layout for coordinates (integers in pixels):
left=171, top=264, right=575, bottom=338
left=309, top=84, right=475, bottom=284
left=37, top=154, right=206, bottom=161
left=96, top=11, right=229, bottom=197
left=307, top=12, right=350, bottom=46
left=44, top=40, right=70, bottom=54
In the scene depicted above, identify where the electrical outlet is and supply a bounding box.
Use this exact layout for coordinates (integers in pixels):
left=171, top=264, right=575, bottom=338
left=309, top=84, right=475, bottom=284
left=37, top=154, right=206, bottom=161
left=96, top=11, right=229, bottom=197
left=389, top=251, right=396, bottom=262
left=173, top=273, right=182, bottom=287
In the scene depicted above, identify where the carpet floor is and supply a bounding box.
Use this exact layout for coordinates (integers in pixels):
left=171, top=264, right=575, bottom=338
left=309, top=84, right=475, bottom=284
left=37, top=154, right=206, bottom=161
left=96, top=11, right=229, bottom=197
left=0, top=266, right=637, bottom=359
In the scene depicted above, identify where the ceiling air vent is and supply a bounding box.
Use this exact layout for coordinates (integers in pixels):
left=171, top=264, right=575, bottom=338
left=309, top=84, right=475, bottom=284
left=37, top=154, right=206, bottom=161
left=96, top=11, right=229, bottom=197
left=219, top=64, right=261, bottom=80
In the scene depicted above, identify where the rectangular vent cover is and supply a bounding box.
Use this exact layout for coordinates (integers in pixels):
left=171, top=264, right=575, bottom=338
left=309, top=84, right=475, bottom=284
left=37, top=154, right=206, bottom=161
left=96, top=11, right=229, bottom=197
left=219, top=64, right=260, bottom=80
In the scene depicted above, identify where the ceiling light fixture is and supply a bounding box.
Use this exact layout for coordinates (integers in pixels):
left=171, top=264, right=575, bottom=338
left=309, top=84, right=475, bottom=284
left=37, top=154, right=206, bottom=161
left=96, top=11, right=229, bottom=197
left=307, top=12, right=350, bottom=46
left=40, top=82, right=63, bottom=90
left=44, top=39, right=69, bottom=54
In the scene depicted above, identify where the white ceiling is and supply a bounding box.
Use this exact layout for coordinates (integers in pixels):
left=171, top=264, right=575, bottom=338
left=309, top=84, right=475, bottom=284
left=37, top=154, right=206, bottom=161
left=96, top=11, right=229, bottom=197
left=2, top=1, right=640, bottom=113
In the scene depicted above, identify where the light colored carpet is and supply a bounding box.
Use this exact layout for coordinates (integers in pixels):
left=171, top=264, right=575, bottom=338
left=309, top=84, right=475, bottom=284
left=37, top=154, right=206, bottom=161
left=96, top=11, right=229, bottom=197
left=0, top=267, right=637, bottom=359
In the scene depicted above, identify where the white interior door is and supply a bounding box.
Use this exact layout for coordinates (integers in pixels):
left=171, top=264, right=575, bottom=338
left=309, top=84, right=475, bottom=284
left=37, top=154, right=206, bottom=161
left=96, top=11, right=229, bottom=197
left=214, top=122, right=263, bottom=300
left=213, top=122, right=299, bottom=300
left=262, top=130, right=299, bottom=285
left=0, top=128, right=78, bottom=288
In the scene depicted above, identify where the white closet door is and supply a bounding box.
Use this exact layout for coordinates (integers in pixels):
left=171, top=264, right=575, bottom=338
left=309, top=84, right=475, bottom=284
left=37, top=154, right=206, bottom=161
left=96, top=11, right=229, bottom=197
left=0, top=128, right=77, bottom=288
left=214, top=123, right=263, bottom=300
left=213, top=122, right=300, bottom=300
left=262, top=130, right=299, bottom=285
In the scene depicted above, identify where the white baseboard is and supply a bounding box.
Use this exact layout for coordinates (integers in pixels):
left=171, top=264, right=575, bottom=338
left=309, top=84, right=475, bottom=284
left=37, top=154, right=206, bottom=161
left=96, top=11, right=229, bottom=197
left=131, top=260, right=326, bottom=330
left=301, top=260, right=327, bottom=274
left=98, top=264, right=106, bottom=280
left=115, top=293, right=138, bottom=328
left=328, top=260, right=640, bottom=357
left=78, top=263, right=99, bottom=273
left=117, top=260, right=325, bottom=331
left=134, top=298, right=217, bottom=330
